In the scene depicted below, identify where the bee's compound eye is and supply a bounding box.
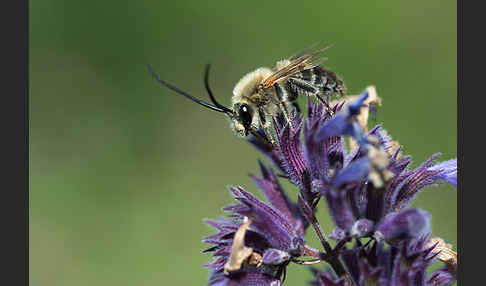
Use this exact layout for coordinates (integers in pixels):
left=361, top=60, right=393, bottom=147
left=238, top=104, right=253, bottom=128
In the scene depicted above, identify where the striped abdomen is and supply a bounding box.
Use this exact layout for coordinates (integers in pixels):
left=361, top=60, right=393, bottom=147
left=285, top=66, right=346, bottom=100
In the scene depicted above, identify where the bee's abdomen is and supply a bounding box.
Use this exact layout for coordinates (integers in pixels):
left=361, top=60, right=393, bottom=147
left=288, top=66, right=346, bottom=98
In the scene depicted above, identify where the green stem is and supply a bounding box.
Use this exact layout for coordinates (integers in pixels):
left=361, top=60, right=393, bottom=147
left=308, top=214, right=347, bottom=277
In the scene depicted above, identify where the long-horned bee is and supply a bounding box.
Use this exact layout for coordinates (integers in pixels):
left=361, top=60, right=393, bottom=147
left=147, top=47, right=346, bottom=148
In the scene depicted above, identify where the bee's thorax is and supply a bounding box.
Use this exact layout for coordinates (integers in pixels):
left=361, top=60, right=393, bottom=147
left=232, top=67, right=273, bottom=103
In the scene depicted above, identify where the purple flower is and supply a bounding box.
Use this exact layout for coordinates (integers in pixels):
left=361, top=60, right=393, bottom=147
left=250, top=161, right=307, bottom=234
left=203, top=183, right=306, bottom=285
left=204, top=88, right=457, bottom=285
left=375, top=209, right=431, bottom=244
left=311, top=238, right=444, bottom=286
left=248, top=93, right=457, bottom=245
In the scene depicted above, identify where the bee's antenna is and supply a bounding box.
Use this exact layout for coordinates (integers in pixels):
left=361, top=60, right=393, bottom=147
left=147, top=64, right=228, bottom=113
left=204, top=64, right=233, bottom=114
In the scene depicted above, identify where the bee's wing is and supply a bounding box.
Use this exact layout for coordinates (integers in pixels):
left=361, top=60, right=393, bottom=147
left=261, top=46, right=331, bottom=89
left=288, top=41, right=323, bottom=61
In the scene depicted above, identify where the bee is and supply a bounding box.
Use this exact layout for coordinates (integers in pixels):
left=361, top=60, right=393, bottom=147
left=147, top=47, right=346, bottom=149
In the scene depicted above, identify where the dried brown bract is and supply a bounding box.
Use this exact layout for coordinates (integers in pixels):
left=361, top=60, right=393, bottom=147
left=427, top=237, right=457, bottom=275
left=224, top=217, right=254, bottom=274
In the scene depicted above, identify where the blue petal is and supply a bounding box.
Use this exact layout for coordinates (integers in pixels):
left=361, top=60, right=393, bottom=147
left=315, top=90, right=369, bottom=143
left=348, top=90, right=369, bottom=116
left=428, top=159, right=457, bottom=188
left=332, top=157, right=370, bottom=188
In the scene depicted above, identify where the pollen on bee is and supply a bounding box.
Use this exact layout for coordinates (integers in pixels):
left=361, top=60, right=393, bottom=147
left=233, top=121, right=246, bottom=135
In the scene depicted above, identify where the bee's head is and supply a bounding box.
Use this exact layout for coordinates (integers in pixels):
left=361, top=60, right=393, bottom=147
left=231, top=103, right=254, bottom=137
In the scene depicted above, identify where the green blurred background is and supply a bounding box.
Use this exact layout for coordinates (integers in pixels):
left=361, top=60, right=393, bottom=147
left=30, top=0, right=456, bottom=285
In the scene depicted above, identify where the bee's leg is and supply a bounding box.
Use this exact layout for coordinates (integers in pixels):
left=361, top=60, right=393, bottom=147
left=278, top=101, right=294, bottom=132
left=258, top=105, right=278, bottom=149
left=249, top=126, right=278, bottom=150
left=263, top=125, right=278, bottom=149
left=274, top=83, right=294, bottom=132
left=288, top=77, right=334, bottom=115
left=286, top=82, right=301, bottom=115
left=315, top=93, right=334, bottom=116
left=314, top=93, right=328, bottom=107
left=292, top=101, right=301, bottom=114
